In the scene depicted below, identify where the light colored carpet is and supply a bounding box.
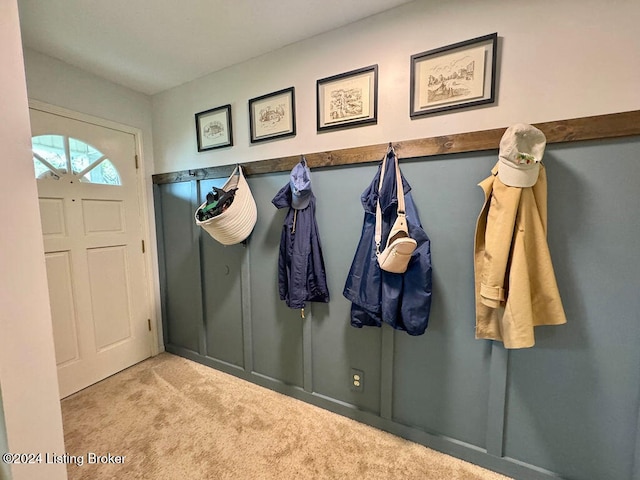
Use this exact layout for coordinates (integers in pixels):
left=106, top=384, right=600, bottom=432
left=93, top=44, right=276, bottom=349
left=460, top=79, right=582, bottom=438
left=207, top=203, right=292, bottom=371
left=61, top=353, right=512, bottom=480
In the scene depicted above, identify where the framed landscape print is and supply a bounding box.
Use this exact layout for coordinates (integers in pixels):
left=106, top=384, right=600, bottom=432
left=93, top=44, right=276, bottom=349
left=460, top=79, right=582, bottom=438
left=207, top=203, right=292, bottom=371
left=249, top=87, right=296, bottom=143
left=317, top=65, right=378, bottom=132
left=410, top=33, right=498, bottom=118
left=195, top=104, right=233, bottom=151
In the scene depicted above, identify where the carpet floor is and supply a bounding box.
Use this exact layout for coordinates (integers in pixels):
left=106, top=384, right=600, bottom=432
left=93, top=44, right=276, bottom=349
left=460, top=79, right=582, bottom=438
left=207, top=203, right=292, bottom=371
left=61, top=353, right=512, bottom=480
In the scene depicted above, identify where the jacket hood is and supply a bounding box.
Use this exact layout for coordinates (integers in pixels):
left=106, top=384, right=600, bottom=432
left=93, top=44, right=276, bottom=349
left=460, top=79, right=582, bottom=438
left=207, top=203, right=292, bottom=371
left=361, top=151, right=412, bottom=215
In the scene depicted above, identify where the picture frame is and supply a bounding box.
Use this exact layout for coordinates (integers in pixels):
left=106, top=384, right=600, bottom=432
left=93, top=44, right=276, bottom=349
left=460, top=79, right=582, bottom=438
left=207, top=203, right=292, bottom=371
left=195, top=104, right=233, bottom=151
left=316, top=65, right=378, bottom=132
left=248, top=87, right=296, bottom=143
left=410, top=33, right=498, bottom=118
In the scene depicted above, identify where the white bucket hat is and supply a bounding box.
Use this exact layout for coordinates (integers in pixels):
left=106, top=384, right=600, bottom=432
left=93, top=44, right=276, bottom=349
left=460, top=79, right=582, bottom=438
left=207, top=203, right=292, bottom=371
left=498, top=123, right=546, bottom=187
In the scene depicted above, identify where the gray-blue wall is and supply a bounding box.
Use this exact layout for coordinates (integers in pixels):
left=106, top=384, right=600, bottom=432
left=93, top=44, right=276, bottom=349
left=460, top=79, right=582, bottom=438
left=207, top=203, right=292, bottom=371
left=154, top=137, right=640, bottom=480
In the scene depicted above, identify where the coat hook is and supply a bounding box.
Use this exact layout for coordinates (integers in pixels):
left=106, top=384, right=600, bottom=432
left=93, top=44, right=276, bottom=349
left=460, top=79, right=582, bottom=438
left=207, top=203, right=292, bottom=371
left=387, top=142, right=395, bottom=154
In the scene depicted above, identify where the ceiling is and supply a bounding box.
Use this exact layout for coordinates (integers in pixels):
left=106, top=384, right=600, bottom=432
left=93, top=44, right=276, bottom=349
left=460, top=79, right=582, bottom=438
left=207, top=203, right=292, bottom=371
left=17, top=0, right=415, bottom=96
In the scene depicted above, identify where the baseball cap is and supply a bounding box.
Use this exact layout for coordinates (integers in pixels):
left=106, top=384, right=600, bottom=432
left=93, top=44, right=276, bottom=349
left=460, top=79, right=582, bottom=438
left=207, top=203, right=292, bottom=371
left=498, top=123, right=546, bottom=187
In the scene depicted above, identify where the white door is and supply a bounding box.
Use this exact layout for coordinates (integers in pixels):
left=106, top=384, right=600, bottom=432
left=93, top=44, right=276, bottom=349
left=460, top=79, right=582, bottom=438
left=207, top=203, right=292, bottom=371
left=30, top=108, right=152, bottom=398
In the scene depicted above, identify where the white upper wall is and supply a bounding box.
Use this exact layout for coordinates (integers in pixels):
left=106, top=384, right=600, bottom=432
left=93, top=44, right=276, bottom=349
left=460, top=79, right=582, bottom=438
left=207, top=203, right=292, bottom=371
left=23, top=48, right=155, bottom=172
left=152, top=0, right=640, bottom=174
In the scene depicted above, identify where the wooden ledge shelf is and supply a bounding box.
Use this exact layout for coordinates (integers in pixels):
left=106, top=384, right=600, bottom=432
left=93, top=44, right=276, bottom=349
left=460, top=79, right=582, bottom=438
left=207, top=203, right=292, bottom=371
left=152, top=110, right=640, bottom=185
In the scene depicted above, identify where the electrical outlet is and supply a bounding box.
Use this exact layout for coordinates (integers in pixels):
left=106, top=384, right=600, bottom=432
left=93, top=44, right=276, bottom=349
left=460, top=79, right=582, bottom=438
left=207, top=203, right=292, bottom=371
left=350, top=368, right=364, bottom=392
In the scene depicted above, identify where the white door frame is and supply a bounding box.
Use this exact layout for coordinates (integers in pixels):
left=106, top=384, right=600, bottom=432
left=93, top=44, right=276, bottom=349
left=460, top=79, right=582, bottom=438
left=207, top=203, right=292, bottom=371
left=28, top=99, right=162, bottom=356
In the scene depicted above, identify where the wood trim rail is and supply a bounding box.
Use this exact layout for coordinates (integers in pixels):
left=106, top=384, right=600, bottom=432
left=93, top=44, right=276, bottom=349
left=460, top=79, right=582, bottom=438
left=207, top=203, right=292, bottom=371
left=152, top=110, right=640, bottom=184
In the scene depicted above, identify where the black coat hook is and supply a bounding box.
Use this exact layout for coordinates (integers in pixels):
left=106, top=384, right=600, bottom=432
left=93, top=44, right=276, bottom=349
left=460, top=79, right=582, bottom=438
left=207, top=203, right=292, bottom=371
left=387, top=142, right=395, bottom=155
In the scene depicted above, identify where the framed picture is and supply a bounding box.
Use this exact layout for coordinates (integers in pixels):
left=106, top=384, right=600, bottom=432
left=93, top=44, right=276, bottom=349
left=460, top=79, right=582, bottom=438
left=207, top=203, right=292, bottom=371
left=249, top=87, right=296, bottom=143
left=195, top=104, right=233, bottom=151
left=410, top=33, right=498, bottom=118
left=317, top=65, right=378, bottom=132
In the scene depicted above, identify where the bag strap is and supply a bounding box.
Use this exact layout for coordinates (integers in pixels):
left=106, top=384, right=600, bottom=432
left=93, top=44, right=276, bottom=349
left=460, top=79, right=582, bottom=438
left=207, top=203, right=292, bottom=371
left=394, top=154, right=406, bottom=215
left=375, top=145, right=405, bottom=255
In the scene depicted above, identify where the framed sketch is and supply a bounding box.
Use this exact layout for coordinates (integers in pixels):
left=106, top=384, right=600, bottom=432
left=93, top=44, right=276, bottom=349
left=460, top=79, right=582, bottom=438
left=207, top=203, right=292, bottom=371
left=249, top=87, right=296, bottom=143
left=195, top=104, right=233, bottom=151
left=410, top=33, right=498, bottom=118
left=317, top=65, right=378, bottom=132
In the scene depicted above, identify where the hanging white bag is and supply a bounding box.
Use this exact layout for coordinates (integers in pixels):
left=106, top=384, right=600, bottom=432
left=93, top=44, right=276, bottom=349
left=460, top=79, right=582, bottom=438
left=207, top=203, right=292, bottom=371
left=377, top=214, right=417, bottom=273
left=375, top=147, right=417, bottom=274
left=195, top=165, right=257, bottom=245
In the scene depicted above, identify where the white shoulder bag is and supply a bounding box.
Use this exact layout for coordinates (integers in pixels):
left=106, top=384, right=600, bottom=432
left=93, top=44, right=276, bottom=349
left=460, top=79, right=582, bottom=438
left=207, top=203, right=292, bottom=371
left=375, top=148, right=417, bottom=274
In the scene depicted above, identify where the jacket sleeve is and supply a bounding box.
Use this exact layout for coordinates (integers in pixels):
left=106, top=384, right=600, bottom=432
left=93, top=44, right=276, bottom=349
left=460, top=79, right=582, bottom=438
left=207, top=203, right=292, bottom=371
left=479, top=179, right=522, bottom=308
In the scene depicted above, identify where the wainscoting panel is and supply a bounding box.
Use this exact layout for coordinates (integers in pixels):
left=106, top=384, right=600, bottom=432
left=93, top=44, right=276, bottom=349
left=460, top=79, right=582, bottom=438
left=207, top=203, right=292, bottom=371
left=247, top=172, right=305, bottom=387
left=199, top=178, right=245, bottom=368
left=391, top=153, right=498, bottom=450
left=306, top=164, right=384, bottom=415
left=157, top=181, right=202, bottom=353
left=154, top=136, right=640, bottom=480
left=502, top=139, right=640, bottom=480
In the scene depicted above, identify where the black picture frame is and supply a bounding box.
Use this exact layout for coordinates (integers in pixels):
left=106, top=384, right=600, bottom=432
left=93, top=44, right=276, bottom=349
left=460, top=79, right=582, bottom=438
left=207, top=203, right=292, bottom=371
left=248, top=87, right=296, bottom=143
left=316, top=65, right=378, bottom=132
left=195, top=104, right=233, bottom=152
left=410, top=33, right=498, bottom=118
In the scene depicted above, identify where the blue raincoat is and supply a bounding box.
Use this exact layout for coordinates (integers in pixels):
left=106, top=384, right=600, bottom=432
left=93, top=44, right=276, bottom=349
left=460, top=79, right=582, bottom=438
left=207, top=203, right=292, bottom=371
left=343, top=151, right=432, bottom=335
left=272, top=184, right=330, bottom=309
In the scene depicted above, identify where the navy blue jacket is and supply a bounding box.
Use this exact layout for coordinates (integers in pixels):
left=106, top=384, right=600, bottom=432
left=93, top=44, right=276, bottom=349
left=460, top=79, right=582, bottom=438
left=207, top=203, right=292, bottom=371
left=272, top=184, right=330, bottom=309
left=343, top=151, right=432, bottom=335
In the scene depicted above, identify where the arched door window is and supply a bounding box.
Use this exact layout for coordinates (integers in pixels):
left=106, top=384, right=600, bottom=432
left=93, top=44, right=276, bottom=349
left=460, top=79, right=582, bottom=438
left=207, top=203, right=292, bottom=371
left=32, top=135, right=121, bottom=185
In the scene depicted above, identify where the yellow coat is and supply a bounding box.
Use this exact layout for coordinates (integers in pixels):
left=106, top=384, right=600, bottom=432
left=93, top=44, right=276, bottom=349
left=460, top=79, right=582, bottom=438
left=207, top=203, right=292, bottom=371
left=474, top=163, right=566, bottom=348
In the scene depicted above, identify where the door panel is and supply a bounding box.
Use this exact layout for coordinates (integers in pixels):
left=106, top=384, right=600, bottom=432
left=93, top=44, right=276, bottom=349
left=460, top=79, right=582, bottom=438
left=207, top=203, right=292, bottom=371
left=45, top=251, right=80, bottom=366
left=82, top=199, right=125, bottom=234
left=87, top=246, right=133, bottom=350
left=39, top=197, right=67, bottom=236
left=30, top=108, right=151, bottom=398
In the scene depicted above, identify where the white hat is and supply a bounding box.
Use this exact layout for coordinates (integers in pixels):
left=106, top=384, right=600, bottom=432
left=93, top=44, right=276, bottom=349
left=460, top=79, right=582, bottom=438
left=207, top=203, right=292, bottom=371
left=498, top=123, right=546, bottom=187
